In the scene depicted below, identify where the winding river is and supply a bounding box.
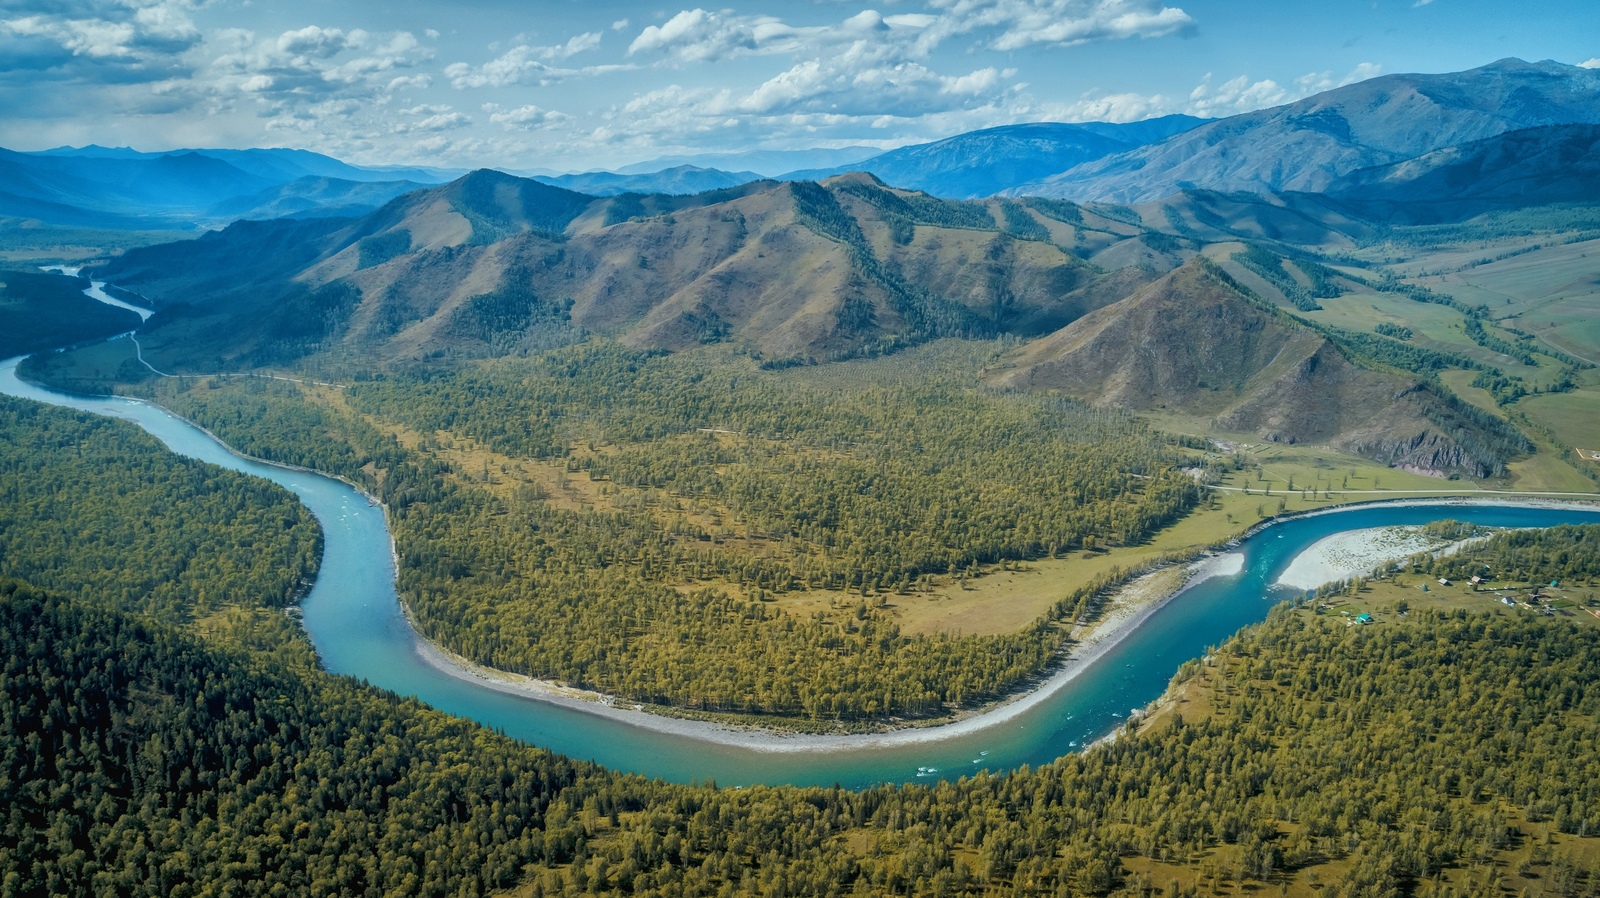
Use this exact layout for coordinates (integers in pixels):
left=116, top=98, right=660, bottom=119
left=5, top=283, right=1600, bottom=789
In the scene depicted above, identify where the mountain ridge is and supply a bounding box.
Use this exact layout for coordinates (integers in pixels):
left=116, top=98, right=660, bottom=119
left=1019, top=58, right=1600, bottom=203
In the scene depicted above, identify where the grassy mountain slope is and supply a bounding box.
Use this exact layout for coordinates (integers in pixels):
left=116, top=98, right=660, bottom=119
left=96, top=172, right=1160, bottom=369
left=1024, top=58, right=1600, bottom=203
left=990, top=260, right=1527, bottom=475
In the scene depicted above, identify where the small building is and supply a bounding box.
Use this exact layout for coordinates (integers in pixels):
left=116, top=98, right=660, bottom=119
left=1470, top=575, right=1482, bottom=584
left=1438, top=578, right=1451, bottom=586
left=1356, top=613, right=1374, bottom=624
left=1502, top=596, right=1516, bottom=606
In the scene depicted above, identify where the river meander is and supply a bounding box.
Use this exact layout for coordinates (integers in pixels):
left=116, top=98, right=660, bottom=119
left=5, top=295, right=1599, bottom=788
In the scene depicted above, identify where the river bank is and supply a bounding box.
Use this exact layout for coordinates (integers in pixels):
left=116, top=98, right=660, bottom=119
left=410, top=551, right=1247, bottom=752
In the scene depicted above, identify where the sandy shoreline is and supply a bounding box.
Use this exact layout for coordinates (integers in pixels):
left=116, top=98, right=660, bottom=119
left=1276, top=526, right=1451, bottom=590
left=412, top=551, right=1247, bottom=752
left=413, top=494, right=1600, bottom=751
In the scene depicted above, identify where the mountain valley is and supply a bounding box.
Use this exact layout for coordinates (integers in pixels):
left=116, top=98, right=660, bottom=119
left=5, top=46, right=1600, bottom=898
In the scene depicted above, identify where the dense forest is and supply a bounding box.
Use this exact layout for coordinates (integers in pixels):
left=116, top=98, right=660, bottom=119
left=88, top=344, right=1202, bottom=723
left=0, top=268, right=141, bottom=359
left=4, top=383, right=1600, bottom=895
left=5, top=563, right=1600, bottom=896
left=0, top=396, right=320, bottom=624
left=1428, top=523, right=1600, bottom=583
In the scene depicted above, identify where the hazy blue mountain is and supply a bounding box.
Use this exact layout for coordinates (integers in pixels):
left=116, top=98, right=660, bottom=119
left=0, top=148, right=272, bottom=227
left=1, top=146, right=446, bottom=228
left=205, top=176, right=428, bottom=222
left=533, top=165, right=769, bottom=196
left=1021, top=58, right=1600, bottom=203
left=782, top=116, right=1207, bottom=198
left=30, top=145, right=150, bottom=160
left=614, top=146, right=879, bottom=177
left=30, top=145, right=452, bottom=185
left=1321, top=123, right=1600, bottom=223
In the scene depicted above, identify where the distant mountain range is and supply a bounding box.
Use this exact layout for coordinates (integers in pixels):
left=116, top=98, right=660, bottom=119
left=782, top=116, right=1208, bottom=198
left=1020, top=58, right=1600, bottom=203
left=9, top=56, right=1600, bottom=235
left=613, top=146, right=880, bottom=177
left=0, top=146, right=453, bottom=230
left=533, top=165, right=770, bottom=197
left=94, top=169, right=1175, bottom=368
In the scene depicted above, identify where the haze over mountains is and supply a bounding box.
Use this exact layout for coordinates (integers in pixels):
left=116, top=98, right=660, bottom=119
left=10, top=57, right=1600, bottom=231
left=0, top=146, right=452, bottom=229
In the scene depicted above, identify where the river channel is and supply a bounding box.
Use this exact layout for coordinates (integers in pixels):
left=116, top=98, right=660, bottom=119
left=5, top=286, right=1599, bottom=788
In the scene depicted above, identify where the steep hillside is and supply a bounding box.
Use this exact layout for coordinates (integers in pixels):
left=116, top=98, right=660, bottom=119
left=991, top=260, right=1527, bottom=476
left=1023, top=58, right=1600, bottom=203
left=1323, top=123, right=1600, bottom=223
left=786, top=117, right=1206, bottom=198
left=97, top=171, right=1161, bottom=368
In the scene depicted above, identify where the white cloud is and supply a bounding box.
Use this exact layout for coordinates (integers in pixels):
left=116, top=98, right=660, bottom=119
left=1185, top=73, right=1287, bottom=118
left=911, top=0, right=1193, bottom=54
left=484, top=103, right=568, bottom=131
left=0, top=0, right=203, bottom=82
left=1294, top=62, right=1381, bottom=96
left=276, top=25, right=351, bottom=58
left=627, top=9, right=773, bottom=62
left=392, top=111, right=472, bottom=133
left=1048, top=90, right=1176, bottom=123
left=444, top=33, right=609, bottom=89
left=1581, top=58, right=1600, bottom=69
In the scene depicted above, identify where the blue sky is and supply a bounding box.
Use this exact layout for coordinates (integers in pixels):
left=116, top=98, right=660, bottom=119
left=3, top=0, right=1598, bottom=171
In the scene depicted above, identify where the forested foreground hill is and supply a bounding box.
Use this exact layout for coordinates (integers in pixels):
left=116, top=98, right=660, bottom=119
left=6, top=555, right=1600, bottom=897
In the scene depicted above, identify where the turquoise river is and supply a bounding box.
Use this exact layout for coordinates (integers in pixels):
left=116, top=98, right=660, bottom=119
left=5, top=313, right=1598, bottom=790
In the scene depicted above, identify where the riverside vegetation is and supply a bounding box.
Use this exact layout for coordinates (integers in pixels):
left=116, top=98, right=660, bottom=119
left=3, top=394, right=1599, bottom=897
left=24, top=341, right=1204, bottom=725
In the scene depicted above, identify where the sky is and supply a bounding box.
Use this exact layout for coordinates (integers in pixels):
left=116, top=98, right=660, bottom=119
left=3, top=0, right=1599, bottom=172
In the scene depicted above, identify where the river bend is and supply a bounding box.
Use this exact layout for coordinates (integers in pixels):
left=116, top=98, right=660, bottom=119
left=5, top=292, right=1599, bottom=787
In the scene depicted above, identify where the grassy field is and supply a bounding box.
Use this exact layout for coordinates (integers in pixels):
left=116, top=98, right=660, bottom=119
left=781, top=438, right=1528, bottom=638
left=1520, top=387, right=1600, bottom=454
left=0, top=224, right=184, bottom=265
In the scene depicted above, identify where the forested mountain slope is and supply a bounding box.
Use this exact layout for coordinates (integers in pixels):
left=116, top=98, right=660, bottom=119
left=6, top=561, right=1600, bottom=896
left=990, top=260, right=1530, bottom=476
